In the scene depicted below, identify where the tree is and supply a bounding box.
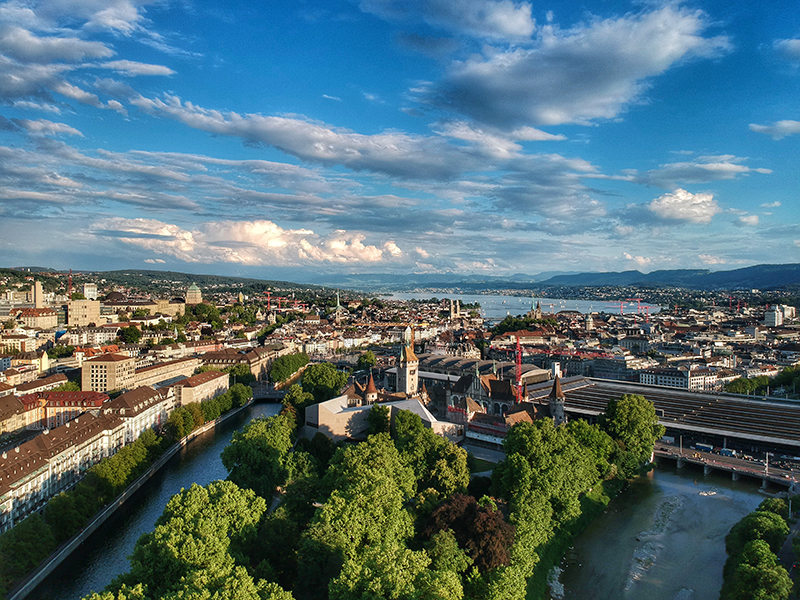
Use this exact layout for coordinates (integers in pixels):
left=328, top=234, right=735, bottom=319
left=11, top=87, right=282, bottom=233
left=599, top=394, right=665, bottom=477
left=727, top=511, right=789, bottom=555
left=110, top=481, right=273, bottom=600
left=356, top=350, right=376, bottom=370
left=494, top=419, right=597, bottom=524
left=367, top=404, right=390, bottom=435
left=221, top=413, right=295, bottom=498
left=423, top=494, right=515, bottom=573
left=71, top=292, right=86, bottom=300
left=0, top=514, right=56, bottom=592
left=52, top=380, right=81, bottom=392
left=282, top=383, right=315, bottom=426
left=119, top=326, right=142, bottom=344
left=566, top=418, right=615, bottom=477
left=302, top=362, right=347, bottom=402
left=724, top=539, right=793, bottom=600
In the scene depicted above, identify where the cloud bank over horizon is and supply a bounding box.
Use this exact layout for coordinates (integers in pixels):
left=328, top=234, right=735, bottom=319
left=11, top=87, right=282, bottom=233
left=0, top=0, right=797, bottom=277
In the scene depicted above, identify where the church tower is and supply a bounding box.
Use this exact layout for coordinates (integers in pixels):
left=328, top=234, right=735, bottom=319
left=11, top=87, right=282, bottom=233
left=397, top=329, right=419, bottom=396
left=549, top=375, right=567, bottom=426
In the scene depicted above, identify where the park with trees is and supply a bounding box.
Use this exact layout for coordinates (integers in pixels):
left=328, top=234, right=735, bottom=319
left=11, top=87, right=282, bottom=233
left=81, top=392, right=669, bottom=600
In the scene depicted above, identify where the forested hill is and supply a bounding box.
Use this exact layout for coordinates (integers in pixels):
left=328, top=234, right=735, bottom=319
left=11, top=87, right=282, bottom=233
left=539, top=263, right=800, bottom=290
left=84, top=270, right=327, bottom=294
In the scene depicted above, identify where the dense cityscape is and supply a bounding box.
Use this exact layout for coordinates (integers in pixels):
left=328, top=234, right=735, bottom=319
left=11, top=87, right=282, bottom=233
left=0, top=267, right=799, bottom=599
left=1, top=0, right=799, bottom=598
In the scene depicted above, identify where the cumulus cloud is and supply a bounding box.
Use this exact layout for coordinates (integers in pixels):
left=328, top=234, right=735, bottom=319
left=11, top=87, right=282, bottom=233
left=750, top=120, right=800, bottom=140
left=144, top=258, right=165, bottom=264
left=761, top=201, right=781, bottom=208
left=94, top=218, right=406, bottom=266
left=421, top=5, right=730, bottom=128
left=623, top=252, right=651, bottom=267
left=647, top=188, right=719, bottom=224
left=360, top=0, right=535, bottom=40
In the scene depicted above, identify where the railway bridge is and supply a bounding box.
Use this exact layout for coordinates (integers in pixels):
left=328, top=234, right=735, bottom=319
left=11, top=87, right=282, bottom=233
left=526, top=377, right=800, bottom=479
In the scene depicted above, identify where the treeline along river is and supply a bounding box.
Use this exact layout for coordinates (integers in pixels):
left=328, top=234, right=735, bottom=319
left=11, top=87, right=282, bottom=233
left=27, top=402, right=282, bottom=600
left=27, top=404, right=767, bottom=600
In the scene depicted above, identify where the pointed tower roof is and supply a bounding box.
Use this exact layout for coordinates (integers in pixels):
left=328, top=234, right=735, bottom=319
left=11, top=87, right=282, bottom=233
left=365, top=373, right=378, bottom=395
left=400, top=328, right=418, bottom=362
left=549, top=375, right=565, bottom=400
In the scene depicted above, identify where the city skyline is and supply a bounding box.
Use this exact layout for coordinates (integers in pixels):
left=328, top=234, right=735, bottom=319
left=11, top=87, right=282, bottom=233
left=0, top=0, right=798, bottom=279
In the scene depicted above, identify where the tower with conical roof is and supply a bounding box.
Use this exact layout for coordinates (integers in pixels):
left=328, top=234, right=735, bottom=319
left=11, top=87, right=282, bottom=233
left=549, top=375, right=567, bottom=426
left=397, top=329, right=419, bottom=396
left=364, top=372, right=378, bottom=404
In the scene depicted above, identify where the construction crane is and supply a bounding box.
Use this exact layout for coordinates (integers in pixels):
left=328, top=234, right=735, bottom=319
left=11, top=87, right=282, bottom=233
left=626, top=298, right=643, bottom=314
left=263, top=290, right=272, bottom=310
left=515, top=336, right=522, bottom=404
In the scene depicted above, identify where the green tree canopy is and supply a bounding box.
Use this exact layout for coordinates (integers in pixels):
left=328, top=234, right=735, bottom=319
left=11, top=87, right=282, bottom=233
left=599, top=394, right=665, bottom=477
left=119, top=326, right=142, bottom=344
left=221, top=412, right=296, bottom=498
left=302, top=363, right=347, bottom=402
left=355, top=350, right=376, bottom=370
left=107, top=481, right=280, bottom=600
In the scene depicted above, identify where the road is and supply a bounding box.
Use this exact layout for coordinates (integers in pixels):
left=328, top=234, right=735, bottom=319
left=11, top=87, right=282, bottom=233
left=654, top=442, right=798, bottom=485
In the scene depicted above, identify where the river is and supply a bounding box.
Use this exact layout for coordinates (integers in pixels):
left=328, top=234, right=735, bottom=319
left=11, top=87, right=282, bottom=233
left=27, top=402, right=282, bottom=600
left=386, top=292, right=663, bottom=321
left=28, top=406, right=765, bottom=600
left=555, top=461, right=765, bottom=600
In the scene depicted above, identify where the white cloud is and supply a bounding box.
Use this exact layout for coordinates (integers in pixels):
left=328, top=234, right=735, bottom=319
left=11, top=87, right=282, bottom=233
left=626, top=155, right=771, bottom=188
left=130, top=94, right=488, bottom=179
left=623, top=252, right=651, bottom=267
left=15, top=118, right=83, bottom=136
left=761, top=201, right=781, bottom=208
left=360, top=0, right=535, bottom=40
left=322, top=94, right=341, bottom=102
left=98, top=60, right=175, bottom=76
left=749, top=120, right=800, bottom=140
left=422, top=5, right=730, bottom=128
left=95, top=218, right=406, bottom=266
left=0, top=26, right=113, bottom=62
left=35, top=0, right=156, bottom=35
left=144, top=258, right=165, bottom=264
left=737, top=215, right=759, bottom=226
left=699, top=254, right=725, bottom=265
left=774, top=38, right=800, bottom=63
left=647, top=188, right=719, bottom=224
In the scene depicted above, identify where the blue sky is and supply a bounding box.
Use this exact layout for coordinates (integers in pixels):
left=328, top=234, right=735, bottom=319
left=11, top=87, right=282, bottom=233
left=0, top=0, right=798, bottom=280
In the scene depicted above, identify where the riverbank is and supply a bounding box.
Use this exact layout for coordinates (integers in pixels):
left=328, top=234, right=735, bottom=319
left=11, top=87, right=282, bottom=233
left=527, top=478, right=626, bottom=599
left=6, top=399, right=255, bottom=600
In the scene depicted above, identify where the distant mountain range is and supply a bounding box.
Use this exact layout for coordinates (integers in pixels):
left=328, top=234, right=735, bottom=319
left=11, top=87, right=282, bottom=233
left=309, top=263, right=800, bottom=292
left=7, top=263, right=799, bottom=294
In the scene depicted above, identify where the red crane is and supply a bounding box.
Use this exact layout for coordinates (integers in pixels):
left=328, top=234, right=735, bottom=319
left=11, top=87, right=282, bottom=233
left=626, top=298, right=643, bottom=313
left=263, top=290, right=272, bottom=310
left=515, top=336, right=522, bottom=404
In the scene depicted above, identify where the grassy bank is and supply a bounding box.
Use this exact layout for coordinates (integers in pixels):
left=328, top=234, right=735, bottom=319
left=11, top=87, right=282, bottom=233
left=527, top=478, right=627, bottom=599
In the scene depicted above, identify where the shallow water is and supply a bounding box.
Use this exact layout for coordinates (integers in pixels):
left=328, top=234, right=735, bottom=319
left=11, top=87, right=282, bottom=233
left=557, top=462, right=764, bottom=600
